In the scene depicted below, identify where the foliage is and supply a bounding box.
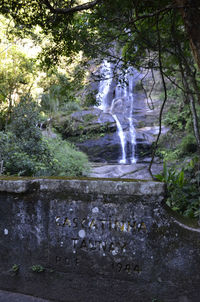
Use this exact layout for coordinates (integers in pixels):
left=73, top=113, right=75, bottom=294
left=2, top=0, right=199, bottom=157
left=0, top=1, right=185, bottom=66
left=0, top=2, right=200, bottom=185
left=11, top=264, right=20, bottom=273
left=0, top=128, right=51, bottom=177
left=8, top=97, right=52, bottom=162
left=163, top=91, right=191, bottom=131
left=0, top=1, right=199, bottom=84
left=0, top=98, right=89, bottom=177
left=179, top=134, right=197, bottom=154
left=0, top=46, right=34, bottom=101
left=31, top=265, right=45, bottom=273
left=0, top=15, right=88, bottom=128
left=161, top=84, right=200, bottom=134
left=155, top=160, right=200, bottom=219
left=164, top=106, right=190, bottom=131
left=0, top=131, right=89, bottom=177
left=46, top=137, right=90, bottom=177
left=0, top=15, right=39, bottom=127
left=158, top=132, right=198, bottom=162
left=40, top=71, right=80, bottom=114
left=61, top=101, right=81, bottom=113
left=158, top=84, right=200, bottom=161
left=83, top=90, right=98, bottom=107
left=157, top=83, right=200, bottom=219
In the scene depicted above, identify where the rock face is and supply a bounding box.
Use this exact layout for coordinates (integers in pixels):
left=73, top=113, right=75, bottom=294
left=0, top=177, right=200, bottom=302
left=53, top=108, right=116, bottom=138
left=76, top=131, right=153, bottom=163
left=53, top=94, right=163, bottom=163
left=53, top=67, right=167, bottom=164
left=89, top=161, right=163, bottom=179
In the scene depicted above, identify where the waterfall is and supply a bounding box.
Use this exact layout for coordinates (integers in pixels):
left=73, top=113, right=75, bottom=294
left=128, top=105, right=137, bottom=164
left=97, top=60, right=139, bottom=164
left=96, top=60, right=112, bottom=111
left=127, top=67, right=137, bottom=163
left=112, top=114, right=126, bottom=164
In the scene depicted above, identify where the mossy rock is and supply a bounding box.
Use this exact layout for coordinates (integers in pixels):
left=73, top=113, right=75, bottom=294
left=52, top=108, right=116, bottom=139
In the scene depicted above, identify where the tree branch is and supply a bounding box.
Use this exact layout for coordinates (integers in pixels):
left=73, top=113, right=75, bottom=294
left=140, top=66, right=155, bottom=110
left=148, top=15, right=168, bottom=179
left=42, top=0, right=101, bottom=14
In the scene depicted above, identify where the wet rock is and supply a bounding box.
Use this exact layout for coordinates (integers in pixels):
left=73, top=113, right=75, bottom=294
left=89, top=162, right=163, bottom=179
left=76, top=131, right=152, bottom=163
left=52, top=72, right=168, bottom=164
left=53, top=108, right=116, bottom=138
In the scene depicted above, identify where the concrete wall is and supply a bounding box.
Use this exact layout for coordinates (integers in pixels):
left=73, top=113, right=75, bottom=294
left=0, top=178, right=200, bottom=302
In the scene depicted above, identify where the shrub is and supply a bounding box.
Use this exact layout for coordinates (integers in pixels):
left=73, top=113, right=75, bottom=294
left=46, top=138, right=90, bottom=177
left=0, top=131, right=90, bottom=177
left=60, top=101, right=81, bottom=113
left=179, top=134, right=197, bottom=155
left=0, top=98, right=90, bottom=177
left=155, top=161, right=200, bottom=219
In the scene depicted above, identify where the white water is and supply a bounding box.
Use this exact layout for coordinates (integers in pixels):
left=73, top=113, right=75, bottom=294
left=127, top=67, right=137, bottom=163
left=112, top=114, right=126, bottom=164
left=97, top=60, right=139, bottom=164
left=128, top=116, right=136, bottom=163
left=96, top=60, right=112, bottom=111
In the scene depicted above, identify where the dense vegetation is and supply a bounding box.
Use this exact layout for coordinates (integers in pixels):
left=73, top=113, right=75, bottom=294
left=0, top=1, right=199, bottom=218
left=0, top=15, right=90, bottom=177
left=0, top=98, right=89, bottom=177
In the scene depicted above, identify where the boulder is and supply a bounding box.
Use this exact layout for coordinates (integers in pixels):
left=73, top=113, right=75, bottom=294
left=52, top=108, right=116, bottom=138
left=77, top=130, right=152, bottom=163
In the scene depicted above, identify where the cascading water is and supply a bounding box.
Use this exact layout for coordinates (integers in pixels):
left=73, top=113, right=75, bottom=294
left=96, top=60, right=112, bottom=112
left=126, top=67, right=137, bottom=163
left=97, top=60, right=139, bottom=164
left=128, top=114, right=137, bottom=163
left=112, top=114, right=126, bottom=164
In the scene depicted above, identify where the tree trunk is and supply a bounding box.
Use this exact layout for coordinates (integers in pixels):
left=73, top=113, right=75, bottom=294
left=175, top=0, right=200, bottom=69
left=189, top=94, right=200, bottom=153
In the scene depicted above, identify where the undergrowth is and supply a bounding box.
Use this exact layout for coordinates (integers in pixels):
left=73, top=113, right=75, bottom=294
left=155, top=159, right=200, bottom=219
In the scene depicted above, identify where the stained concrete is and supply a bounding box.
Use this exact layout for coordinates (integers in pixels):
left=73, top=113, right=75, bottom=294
left=0, top=177, right=200, bottom=302
left=0, top=290, right=51, bottom=302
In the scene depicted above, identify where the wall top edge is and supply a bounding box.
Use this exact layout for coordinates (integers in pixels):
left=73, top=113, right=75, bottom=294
left=0, top=177, right=165, bottom=196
